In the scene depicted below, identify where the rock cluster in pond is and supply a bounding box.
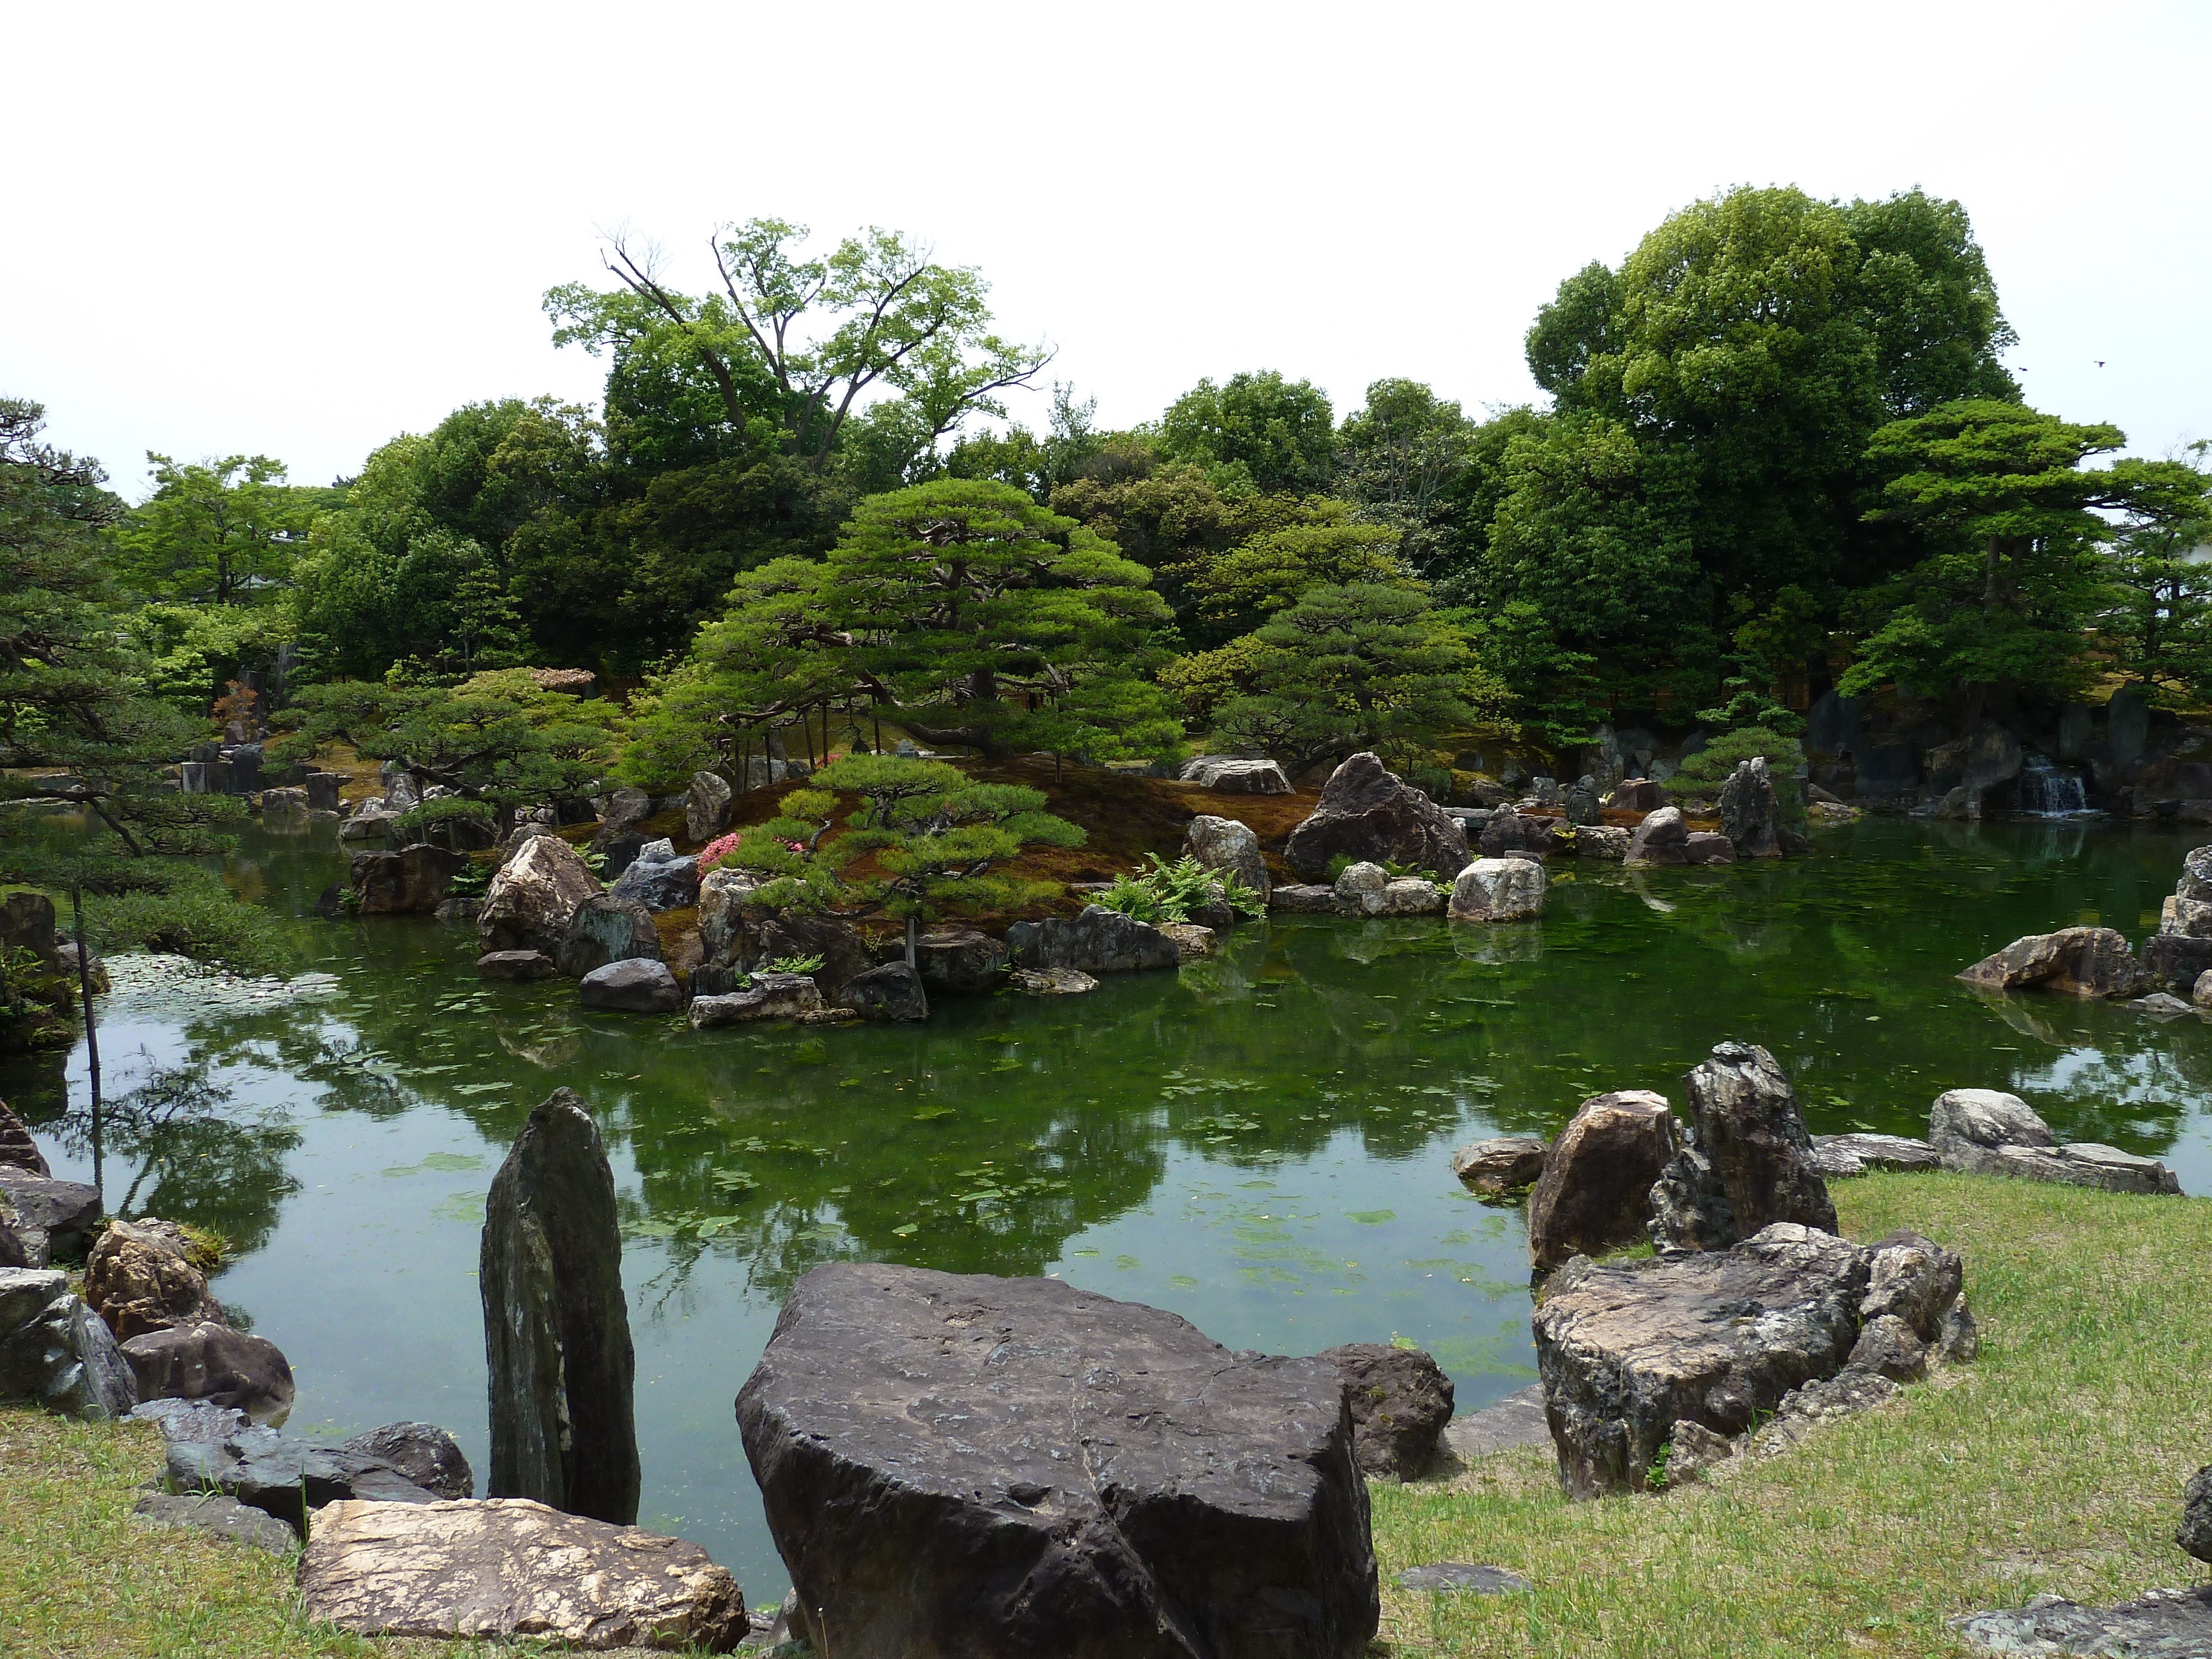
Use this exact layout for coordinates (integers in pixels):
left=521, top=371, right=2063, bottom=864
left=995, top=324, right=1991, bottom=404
left=1526, top=1091, right=1676, bottom=1271
left=1647, top=1042, right=1837, bottom=1254
left=1448, top=858, right=1545, bottom=922
left=1928, top=1088, right=2182, bottom=1193
left=1285, top=752, right=1469, bottom=882
left=688, top=972, right=823, bottom=1026
left=480, top=1089, right=640, bottom=1526
left=479, top=834, right=602, bottom=958
left=298, top=1497, right=748, bottom=1651
left=1318, top=1342, right=1454, bottom=1479
left=1186, top=813, right=1271, bottom=902
left=1007, top=904, right=1181, bottom=974
left=738, top=1261, right=1379, bottom=1659
left=0, top=1266, right=137, bottom=1418
left=1957, top=926, right=2145, bottom=998
left=1335, top=860, right=1445, bottom=916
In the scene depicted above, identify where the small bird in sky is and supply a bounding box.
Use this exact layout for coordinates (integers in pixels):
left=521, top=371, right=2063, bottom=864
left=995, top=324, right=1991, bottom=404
left=2096, top=360, right=2106, bottom=368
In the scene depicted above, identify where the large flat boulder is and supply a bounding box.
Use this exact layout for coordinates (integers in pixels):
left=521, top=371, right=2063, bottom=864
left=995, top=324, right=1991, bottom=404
left=1006, top=904, right=1181, bottom=974
left=481, top=1090, right=640, bottom=1526
left=1186, top=814, right=1271, bottom=902
left=121, top=1321, right=295, bottom=1422
left=1318, top=1343, right=1453, bottom=1479
left=1532, top=1224, right=1869, bottom=1498
left=1648, top=1042, right=1836, bottom=1253
left=299, top=1498, right=747, bottom=1651
left=1956, top=926, right=2144, bottom=997
left=1184, top=757, right=1292, bottom=794
left=1809, top=1133, right=1941, bottom=1176
left=478, top=835, right=603, bottom=957
left=0, top=1266, right=137, bottom=1418
left=1929, top=1088, right=2182, bottom=1193
left=737, top=1262, right=1379, bottom=1659
left=687, top=974, right=822, bottom=1026
left=350, top=844, right=466, bottom=915
left=1526, top=1092, right=1676, bottom=1271
left=1284, top=752, right=1468, bottom=882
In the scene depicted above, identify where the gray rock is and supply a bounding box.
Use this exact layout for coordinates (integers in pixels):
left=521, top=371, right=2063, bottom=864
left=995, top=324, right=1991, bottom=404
left=1395, top=1563, right=1530, bottom=1595
left=1008, top=967, right=1097, bottom=995
left=737, top=1262, right=1378, bottom=1659
left=1563, top=775, right=1600, bottom=826
left=839, top=962, right=928, bottom=1022
left=1450, top=1136, right=1549, bottom=1198
left=0, top=1169, right=101, bottom=1265
left=1478, top=803, right=1532, bottom=857
left=1319, top=1342, right=1454, bottom=1479
left=1938, top=1292, right=1980, bottom=1362
left=261, top=786, right=309, bottom=822
left=1448, top=858, right=1545, bottom=922
left=911, top=928, right=1008, bottom=993
left=163, top=1421, right=444, bottom=1533
left=1683, top=831, right=1736, bottom=864
left=299, top=1496, right=748, bottom=1651
left=610, top=853, right=700, bottom=914
left=480, top=1089, right=639, bottom=1525
left=1625, top=806, right=1689, bottom=867
left=1185, top=813, right=1271, bottom=902
left=478, top=834, right=603, bottom=958
left=1649, top=1041, right=1836, bottom=1253
left=1717, top=757, right=1782, bottom=857
left=0, top=1267, right=137, bottom=1418
left=131, top=1395, right=247, bottom=1444
left=1845, top=1313, right=1927, bottom=1381
left=340, top=1422, right=474, bottom=1501
left=2141, top=930, right=2212, bottom=994
left=1183, top=757, right=1292, bottom=794
left=2133, top=991, right=2197, bottom=1018
left=0, top=890, right=59, bottom=968
left=1526, top=1091, right=1676, bottom=1271
left=0, top=1100, right=49, bottom=1177
left=302, top=771, right=342, bottom=812
left=688, top=974, right=822, bottom=1026
left=1808, top=1133, right=1942, bottom=1176
left=338, top=806, right=398, bottom=841
left=477, top=950, right=556, bottom=982
left=1333, top=860, right=1389, bottom=911
left=1269, top=884, right=1343, bottom=914
left=2180, top=1465, right=2212, bottom=1564
left=1571, top=824, right=1631, bottom=860
left=1440, top=1386, right=1550, bottom=1461
left=1159, top=921, right=1217, bottom=959
left=1285, top=752, right=1469, bottom=882
left=1860, top=1228, right=1965, bottom=1341
left=578, top=958, right=682, bottom=1014
left=133, top=1490, right=298, bottom=1554
left=1957, top=927, right=2145, bottom=998
left=1929, top=1088, right=2182, bottom=1193
left=588, top=786, right=653, bottom=853
left=1953, top=1586, right=2212, bottom=1655
left=1006, top=904, right=1180, bottom=974
left=434, top=896, right=481, bottom=925
left=120, top=1321, right=295, bottom=1422
left=1532, top=1223, right=1868, bottom=1498
left=557, top=894, right=664, bottom=978
left=685, top=770, right=733, bottom=843
left=1661, top=1419, right=1738, bottom=1487
left=1609, top=779, right=1666, bottom=812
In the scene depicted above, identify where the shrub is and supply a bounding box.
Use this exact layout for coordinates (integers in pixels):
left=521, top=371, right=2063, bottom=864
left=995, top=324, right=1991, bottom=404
left=1665, top=726, right=1806, bottom=825
left=88, top=872, right=290, bottom=975
left=1095, top=854, right=1265, bottom=925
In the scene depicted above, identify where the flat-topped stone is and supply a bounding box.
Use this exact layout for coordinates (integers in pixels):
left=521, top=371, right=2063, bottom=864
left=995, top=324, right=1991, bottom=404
left=1809, top=1133, right=1942, bottom=1176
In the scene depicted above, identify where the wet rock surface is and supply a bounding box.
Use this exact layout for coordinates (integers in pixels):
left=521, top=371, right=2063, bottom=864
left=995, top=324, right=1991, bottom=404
left=298, top=1498, right=748, bottom=1651
left=481, top=1089, right=640, bottom=1526
left=737, top=1261, right=1379, bottom=1659
left=1532, top=1224, right=1869, bottom=1498
left=1526, top=1091, right=1676, bottom=1271
left=1285, top=752, right=1468, bottom=882
left=1318, top=1342, right=1454, bottom=1479
left=1007, top=904, right=1181, bottom=974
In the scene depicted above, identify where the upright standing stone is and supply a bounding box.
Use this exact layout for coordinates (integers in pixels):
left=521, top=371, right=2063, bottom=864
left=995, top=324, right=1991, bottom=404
left=684, top=771, right=732, bottom=843
left=481, top=1090, right=639, bottom=1526
left=1649, top=1042, right=1836, bottom=1253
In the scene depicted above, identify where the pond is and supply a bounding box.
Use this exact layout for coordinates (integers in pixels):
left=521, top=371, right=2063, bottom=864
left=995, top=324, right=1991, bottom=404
left=9, top=815, right=2211, bottom=1601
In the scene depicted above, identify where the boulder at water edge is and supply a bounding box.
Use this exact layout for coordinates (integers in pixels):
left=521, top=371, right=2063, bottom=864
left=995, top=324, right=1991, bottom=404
left=556, top=894, right=663, bottom=978
left=737, top=1262, right=1379, bottom=1659
left=478, top=834, right=603, bottom=957
left=1648, top=1041, right=1837, bottom=1254
left=839, top=961, right=928, bottom=1021
left=1717, top=757, right=1782, bottom=858
left=1533, top=1223, right=1867, bottom=1498
left=1451, top=1136, right=1550, bottom=1198
left=1284, top=752, right=1468, bottom=883
left=1956, top=926, right=2145, bottom=998
left=0, top=1266, right=137, bottom=1418
left=688, top=973, right=823, bottom=1026
left=349, top=844, right=466, bottom=915
left=1448, top=858, right=1545, bottom=922
left=299, top=1498, right=747, bottom=1651
left=0, top=1167, right=103, bottom=1264
left=578, top=959, right=681, bottom=1014
left=1526, top=1091, right=1676, bottom=1271
left=84, top=1218, right=226, bottom=1339
left=743, top=912, right=875, bottom=999
left=912, top=928, right=1009, bottom=992
left=477, top=949, right=556, bottom=982
left=1624, top=806, right=1688, bottom=867
left=340, top=1421, right=474, bottom=1500
left=0, top=1100, right=50, bottom=1176
left=481, top=1089, right=640, bottom=1525
left=1186, top=813, right=1271, bottom=902
left=120, top=1321, right=295, bottom=1421
left=1006, top=904, right=1181, bottom=974
left=164, top=1418, right=444, bottom=1532
left=1928, top=1088, right=2181, bottom=1193
left=684, top=770, right=732, bottom=843
left=1318, top=1343, right=1454, bottom=1479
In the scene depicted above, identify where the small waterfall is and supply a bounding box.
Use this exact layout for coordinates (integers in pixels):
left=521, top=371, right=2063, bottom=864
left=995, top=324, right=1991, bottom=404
left=2014, top=753, right=2088, bottom=815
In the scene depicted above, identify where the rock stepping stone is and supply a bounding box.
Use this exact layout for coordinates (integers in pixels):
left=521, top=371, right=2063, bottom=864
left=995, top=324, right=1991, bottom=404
left=1809, top=1133, right=1940, bottom=1176
left=1439, top=1385, right=1551, bottom=1460
left=1953, top=1586, right=2212, bottom=1655
left=133, top=1490, right=297, bottom=1554
left=1395, top=1563, right=1531, bottom=1595
left=738, top=1261, right=1379, bottom=1659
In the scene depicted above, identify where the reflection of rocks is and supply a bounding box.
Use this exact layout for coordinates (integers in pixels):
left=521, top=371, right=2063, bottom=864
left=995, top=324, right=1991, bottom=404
left=1527, top=1091, right=1674, bottom=1271
left=738, top=1262, right=1378, bottom=1659
left=1320, top=1342, right=1453, bottom=1479
left=1929, top=1088, right=2182, bottom=1193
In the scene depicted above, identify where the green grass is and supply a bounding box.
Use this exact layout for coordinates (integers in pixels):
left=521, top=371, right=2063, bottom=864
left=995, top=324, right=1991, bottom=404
left=1372, top=1172, right=2212, bottom=1657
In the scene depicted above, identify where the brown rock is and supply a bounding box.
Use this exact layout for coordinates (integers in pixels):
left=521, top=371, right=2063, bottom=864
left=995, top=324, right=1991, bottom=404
left=119, top=1321, right=295, bottom=1422
left=1526, top=1091, right=1676, bottom=1271
left=0, top=1101, right=48, bottom=1177
left=350, top=844, right=467, bottom=915
left=297, top=1498, right=747, bottom=1651
left=1319, top=1343, right=1454, bottom=1479
left=84, top=1218, right=226, bottom=1339
left=1956, top=926, right=2144, bottom=998
left=1449, top=1137, right=1549, bottom=1198
left=1284, top=752, right=1470, bottom=882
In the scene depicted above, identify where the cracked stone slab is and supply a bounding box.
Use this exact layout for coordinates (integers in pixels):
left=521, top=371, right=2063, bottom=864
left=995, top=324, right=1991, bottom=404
left=1395, top=1562, right=1531, bottom=1594
left=132, top=1490, right=296, bottom=1554
left=737, top=1261, right=1378, bottom=1659
left=1953, top=1585, right=2212, bottom=1654
left=1440, top=1386, right=1551, bottom=1460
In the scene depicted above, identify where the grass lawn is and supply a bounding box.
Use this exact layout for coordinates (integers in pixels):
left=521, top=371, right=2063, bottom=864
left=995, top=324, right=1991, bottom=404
left=1371, top=1172, right=2212, bottom=1657
left=4, top=1173, right=2205, bottom=1657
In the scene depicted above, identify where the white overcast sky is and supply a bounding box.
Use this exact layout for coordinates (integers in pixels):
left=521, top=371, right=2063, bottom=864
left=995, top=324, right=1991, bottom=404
left=6, top=1, right=2206, bottom=497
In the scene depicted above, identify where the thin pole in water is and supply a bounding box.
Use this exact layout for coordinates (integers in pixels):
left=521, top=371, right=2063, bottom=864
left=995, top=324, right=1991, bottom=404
left=69, top=883, right=102, bottom=1199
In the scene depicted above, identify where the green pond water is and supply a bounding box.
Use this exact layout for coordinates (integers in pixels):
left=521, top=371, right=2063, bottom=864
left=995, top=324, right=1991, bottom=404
left=9, top=815, right=2211, bottom=1600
